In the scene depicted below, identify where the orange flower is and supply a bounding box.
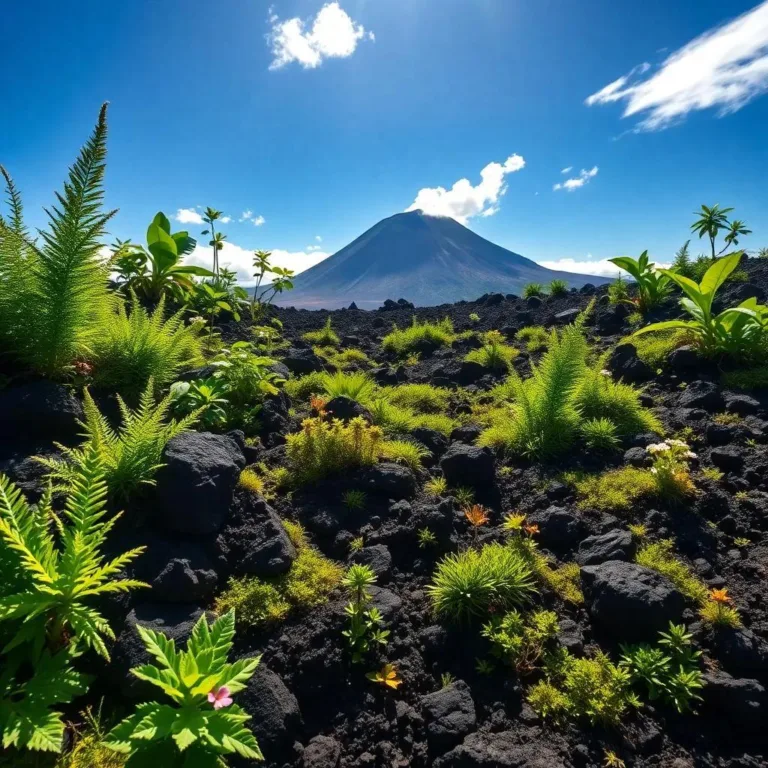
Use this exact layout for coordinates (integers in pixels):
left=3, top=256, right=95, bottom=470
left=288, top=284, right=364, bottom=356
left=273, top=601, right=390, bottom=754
left=366, top=663, right=402, bottom=689
left=523, top=523, right=539, bottom=536
left=709, top=588, right=732, bottom=603
left=464, top=504, right=489, bottom=528
left=310, top=395, right=327, bottom=413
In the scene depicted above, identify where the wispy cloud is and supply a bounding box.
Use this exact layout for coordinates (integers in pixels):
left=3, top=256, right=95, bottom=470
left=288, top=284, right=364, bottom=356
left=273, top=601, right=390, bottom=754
left=553, top=166, right=599, bottom=192
left=268, top=2, right=374, bottom=70
left=220, top=216, right=232, bottom=224
left=585, top=2, right=768, bottom=130
left=239, top=210, right=266, bottom=226
left=537, top=256, right=670, bottom=276
left=560, top=166, right=573, bottom=174
left=406, top=154, right=526, bottom=224
left=174, top=207, right=204, bottom=225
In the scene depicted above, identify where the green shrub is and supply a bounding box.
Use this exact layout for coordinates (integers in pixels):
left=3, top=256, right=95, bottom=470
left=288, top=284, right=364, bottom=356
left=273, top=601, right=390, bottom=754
left=37, top=381, right=199, bottom=500
left=580, top=417, right=620, bottom=452
left=523, top=283, right=544, bottom=299
left=516, top=325, right=549, bottom=353
left=321, top=371, right=376, bottom=401
left=54, top=707, right=126, bottom=768
left=284, top=371, right=326, bottom=402
left=343, top=489, right=367, bottom=510
left=465, top=338, right=519, bottom=371
left=0, top=105, right=114, bottom=377
left=93, top=292, right=204, bottom=397
left=609, top=251, right=673, bottom=313
left=427, top=542, right=536, bottom=623
left=316, top=347, right=372, bottom=370
left=104, top=610, right=263, bottom=764
left=425, top=476, right=448, bottom=496
left=411, top=413, right=457, bottom=436
left=342, top=564, right=389, bottom=663
left=548, top=279, right=568, bottom=297
left=608, top=275, right=630, bottom=305
left=628, top=329, right=688, bottom=368
left=382, top=317, right=455, bottom=356
left=368, top=398, right=416, bottom=433
left=215, top=521, right=342, bottom=626
left=635, top=540, right=709, bottom=603
left=303, top=316, right=339, bottom=346
left=285, top=416, right=383, bottom=484
left=569, top=467, right=657, bottom=512
left=482, top=609, right=559, bottom=671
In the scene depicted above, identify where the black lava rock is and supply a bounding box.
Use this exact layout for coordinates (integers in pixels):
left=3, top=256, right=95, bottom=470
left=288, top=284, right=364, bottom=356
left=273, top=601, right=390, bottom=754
left=526, top=505, right=585, bottom=554
left=440, top=443, right=495, bottom=490
left=710, top=445, right=745, bottom=473
left=678, top=380, right=724, bottom=411
left=0, top=380, right=83, bottom=441
left=577, top=529, right=636, bottom=566
left=362, top=462, right=417, bottom=499
left=283, top=348, right=324, bottom=374
left=607, top=344, right=653, bottom=382
left=324, top=396, right=373, bottom=423
left=420, top=680, right=477, bottom=752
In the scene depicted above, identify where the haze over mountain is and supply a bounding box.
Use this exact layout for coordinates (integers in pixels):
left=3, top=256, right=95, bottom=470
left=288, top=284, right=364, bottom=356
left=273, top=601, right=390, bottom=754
left=276, top=210, right=611, bottom=309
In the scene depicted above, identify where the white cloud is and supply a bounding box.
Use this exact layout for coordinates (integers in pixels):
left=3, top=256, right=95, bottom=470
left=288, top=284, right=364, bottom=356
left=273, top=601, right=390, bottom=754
left=315, top=235, right=323, bottom=242
left=268, top=2, right=373, bottom=70
left=406, top=154, right=526, bottom=224
left=220, top=216, right=232, bottom=224
left=537, top=256, right=670, bottom=277
left=553, top=166, right=598, bottom=192
left=307, top=245, right=323, bottom=251
left=585, top=3, right=768, bottom=130
left=239, top=210, right=266, bottom=226
left=253, top=215, right=266, bottom=227
left=239, top=209, right=253, bottom=222
left=560, top=166, right=573, bottom=174
left=174, top=208, right=204, bottom=225
left=185, top=241, right=330, bottom=285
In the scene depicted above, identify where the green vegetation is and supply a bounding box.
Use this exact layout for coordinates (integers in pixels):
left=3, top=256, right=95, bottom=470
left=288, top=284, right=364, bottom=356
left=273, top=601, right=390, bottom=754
left=250, top=250, right=295, bottom=321
left=609, top=251, right=673, bottom=313
left=382, top=382, right=451, bottom=413
left=516, top=325, right=549, bottom=353
left=303, top=316, right=340, bottom=346
left=568, top=467, right=657, bottom=512
left=427, top=542, right=537, bottom=623
left=580, top=417, right=620, bottom=451
left=380, top=438, right=429, bottom=471
left=425, top=476, right=448, bottom=497
left=465, top=335, right=519, bottom=371
left=628, top=329, right=688, bottom=368
left=315, top=346, right=372, bottom=370
left=215, top=521, right=343, bottom=626
left=321, top=370, right=376, bottom=401
left=104, top=610, right=263, bottom=764
left=343, top=489, right=367, bottom=510
left=548, top=279, right=568, bottom=297
left=382, top=317, right=456, bottom=356
left=93, top=292, right=204, bottom=397
left=0, top=449, right=146, bottom=752
left=635, top=252, right=768, bottom=360
left=482, top=609, right=559, bottom=672
left=342, top=564, right=389, bottom=663
left=283, top=370, right=326, bottom=402
left=635, top=540, right=709, bottom=603
left=38, top=381, right=199, bottom=500
left=523, top=283, right=544, bottom=299
left=0, top=106, right=114, bottom=377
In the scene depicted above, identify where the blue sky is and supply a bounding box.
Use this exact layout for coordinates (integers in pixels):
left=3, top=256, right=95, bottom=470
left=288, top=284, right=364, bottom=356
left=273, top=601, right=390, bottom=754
left=3, top=0, right=768, bottom=283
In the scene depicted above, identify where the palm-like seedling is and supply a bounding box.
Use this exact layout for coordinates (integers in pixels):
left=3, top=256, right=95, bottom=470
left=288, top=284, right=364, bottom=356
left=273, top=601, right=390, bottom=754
left=201, top=207, right=226, bottom=276
left=690, top=204, right=733, bottom=259
left=723, top=219, right=751, bottom=251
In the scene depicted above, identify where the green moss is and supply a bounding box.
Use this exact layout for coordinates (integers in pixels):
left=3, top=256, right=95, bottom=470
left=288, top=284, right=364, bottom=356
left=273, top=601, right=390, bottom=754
left=302, top=317, right=340, bottom=346
left=625, top=329, right=688, bottom=369
left=635, top=539, right=709, bottom=603
left=569, top=467, right=657, bottom=512
left=516, top=325, right=549, bottom=353
left=283, top=371, right=326, bottom=402
left=465, top=340, right=519, bottom=371
left=722, top=365, right=768, bottom=391
left=382, top=383, right=451, bottom=413
left=216, top=520, right=343, bottom=627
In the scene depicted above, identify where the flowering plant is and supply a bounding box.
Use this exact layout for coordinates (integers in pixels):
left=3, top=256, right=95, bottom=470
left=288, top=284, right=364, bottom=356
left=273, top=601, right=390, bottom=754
left=646, top=439, right=696, bottom=498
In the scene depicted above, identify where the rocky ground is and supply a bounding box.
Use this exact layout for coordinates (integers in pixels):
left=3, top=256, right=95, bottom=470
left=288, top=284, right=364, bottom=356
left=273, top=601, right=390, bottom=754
left=2, top=261, right=768, bottom=768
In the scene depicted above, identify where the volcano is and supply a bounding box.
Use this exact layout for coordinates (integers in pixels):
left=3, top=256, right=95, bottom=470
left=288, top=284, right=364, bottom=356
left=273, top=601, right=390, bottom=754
left=277, top=210, right=610, bottom=309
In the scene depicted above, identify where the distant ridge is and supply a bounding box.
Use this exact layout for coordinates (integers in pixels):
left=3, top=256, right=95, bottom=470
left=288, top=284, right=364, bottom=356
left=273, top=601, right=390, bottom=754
left=276, top=210, right=610, bottom=309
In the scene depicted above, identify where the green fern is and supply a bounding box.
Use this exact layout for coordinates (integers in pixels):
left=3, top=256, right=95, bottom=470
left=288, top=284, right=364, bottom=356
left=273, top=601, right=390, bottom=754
left=0, top=646, right=90, bottom=753
left=104, top=610, right=263, bottom=766
left=0, top=104, right=114, bottom=376
left=0, top=446, right=146, bottom=659
left=93, top=291, right=204, bottom=397
left=37, top=380, right=200, bottom=500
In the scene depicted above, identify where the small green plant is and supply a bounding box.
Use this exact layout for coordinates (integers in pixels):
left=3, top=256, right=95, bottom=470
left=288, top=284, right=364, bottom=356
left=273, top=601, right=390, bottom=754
left=646, top=439, right=697, bottom=499
left=215, top=521, right=342, bottom=626
left=699, top=588, right=742, bottom=628
left=55, top=705, right=126, bottom=767
left=482, top=609, right=559, bottom=672
left=701, top=466, right=724, bottom=482
left=569, top=467, right=657, bottom=512
left=427, top=542, right=536, bottom=623
left=380, top=439, right=429, bottom=471
left=424, top=476, right=447, bottom=497
left=93, top=292, right=204, bottom=397
left=342, top=564, right=389, bottom=663
left=628, top=523, right=648, bottom=538
left=170, top=377, right=229, bottom=430
left=634, top=252, right=768, bottom=360
left=37, top=381, right=199, bottom=500
left=465, top=337, right=519, bottom=371
left=349, top=536, right=365, bottom=552
left=620, top=623, right=704, bottom=713
left=734, top=536, right=751, bottom=547
left=283, top=371, right=326, bottom=402
left=303, top=316, right=340, bottom=346
left=343, top=489, right=367, bottom=511
left=250, top=250, right=294, bottom=320
left=580, top=417, right=620, bottom=451
left=238, top=467, right=265, bottom=496
left=608, top=275, right=630, bottom=306
left=382, top=383, right=451, bottom=413
left=440, top=672, right=456, bottom=688
left=453, top=486, right=475, bottom=507
left=317, top=347, right=372, bottom=371
left=475, top=658, right=495, bottom=675
left=609, top=251, right=673, bottom=313
left=366, top=663, right=401, bottom=689
left=469, top=312, right=480, bottom=323
left=691, top=203, right=747, bottom=259
left=548, top=279, right=568, bottom=297
left=603, top=750, right=626, bottom=768
left=628, top=328, right=688, bottom=368
left=523, top=283, right=544, bottom=299
left=382, top=317, right=455, bottom=357
left=321, top=371, right=376, bottom=401
left=104, top=610, right=263, bottom=765
left=418, top=528, right=437, bottom=548
left=516, top=325, right=549, bottom=353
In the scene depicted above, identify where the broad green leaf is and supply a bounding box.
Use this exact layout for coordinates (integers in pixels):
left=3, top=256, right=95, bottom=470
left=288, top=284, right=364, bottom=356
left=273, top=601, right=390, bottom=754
left=147, top=222, right=178, bottom=262
left=608, top=257, right=641, bottom=281
left=633, top=320, right=696, bottom=336
left=701, top=251, right=742, bottom=296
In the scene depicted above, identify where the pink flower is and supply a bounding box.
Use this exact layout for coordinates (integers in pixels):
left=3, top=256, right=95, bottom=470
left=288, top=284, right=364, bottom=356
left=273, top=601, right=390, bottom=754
left=208, top=686, right=233, bottom=710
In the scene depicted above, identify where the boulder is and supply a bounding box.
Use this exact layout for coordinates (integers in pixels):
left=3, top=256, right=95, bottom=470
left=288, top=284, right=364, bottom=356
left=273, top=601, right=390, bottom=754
left=710, top=445, right=745, bottom=474
left=239, top=665, right=302, bottom=759
left=702, top=671, right=765, bottom=731
left=324, top=396, right=373, bottom=423
left=706, top=423, right=736, bottom=447
left=607, top=344, right=653, bottom=383
left=710, top=627, right=768, bottom=677
left=450, top=424, right=483, bottom=445
left=283, top=348, right=324, bottom=374
left=667, top=345, right=700, bottom=374
left=554, top=308, right=581, bottom=324
left=362, top=462, right=417, bottom=499
left=260, top=391, right=291, bottom=443
left=369, top=586, right=402, bottom=622
left=526, top=506, right=585, bottom=554
left=435, top=732, right=565, bottom=768
left=580, top=561, right=687, bottom=641
left=155, top=432, right=245, bottom=535
left=350, top=544, right=392, bottom=580
left=440, top=444, right=495, bottom=490
left=624, top=446, right=650, bottom=467
left=420, top=681, right=477, bottom=751
left=0, top=381, right=83, bottom=441
left=216, top=493, right=296, bottom=577
left=411, top=427, right=449, bottom=458
left=678, top=380, right=724, bottom=411
left=577, top=529, right=636, bottom=566
left=725, top=394, right=760, bottom=416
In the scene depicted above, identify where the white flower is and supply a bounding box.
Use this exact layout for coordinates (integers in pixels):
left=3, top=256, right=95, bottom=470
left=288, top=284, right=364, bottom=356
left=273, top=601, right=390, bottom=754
left=600, top=369, right=612, bottom=377
left=685, top=451, right=697, bottom=459
left=668, top=439, right=689, bottom=448
left=647, top=442, right=671, bottom=454
left=650, top=467, right=658, bottom=474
